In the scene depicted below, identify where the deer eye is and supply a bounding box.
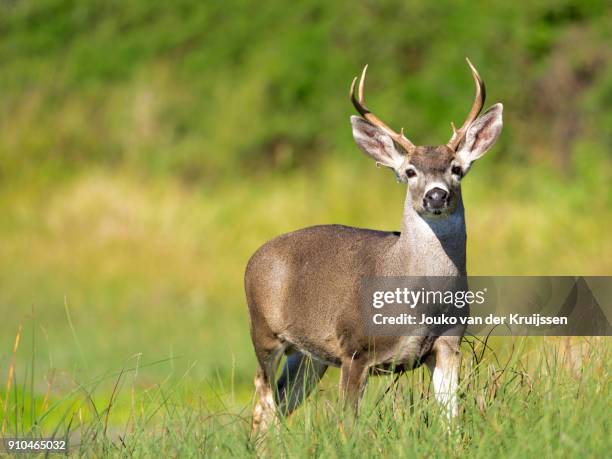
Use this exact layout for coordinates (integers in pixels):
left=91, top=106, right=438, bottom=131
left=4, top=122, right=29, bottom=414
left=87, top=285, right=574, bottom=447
left=451, top=165, right=463, bottom=176
left=405, top=168, right=417, bottom=178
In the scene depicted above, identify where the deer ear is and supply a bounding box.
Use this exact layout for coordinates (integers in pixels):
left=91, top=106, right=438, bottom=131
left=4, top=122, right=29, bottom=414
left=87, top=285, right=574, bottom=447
left=457, top=103, right=503, bottom=165
left=351, top=116, right=406, bottom=171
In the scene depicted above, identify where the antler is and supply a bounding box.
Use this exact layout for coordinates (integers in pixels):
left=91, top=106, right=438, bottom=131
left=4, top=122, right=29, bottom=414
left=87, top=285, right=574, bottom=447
left=447, top=58, right=486, bottom=151
left=350, top=65, right=416, bottom=154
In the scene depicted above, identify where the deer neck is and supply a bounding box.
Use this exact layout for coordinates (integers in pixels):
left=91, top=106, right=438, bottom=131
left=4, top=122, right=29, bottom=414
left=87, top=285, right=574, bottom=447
left=395, top=191, right=467, bottom=276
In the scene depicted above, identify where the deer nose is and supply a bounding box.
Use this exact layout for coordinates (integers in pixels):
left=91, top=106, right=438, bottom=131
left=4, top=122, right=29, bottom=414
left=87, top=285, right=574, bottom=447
left=424, top=187, right=448, bottom=209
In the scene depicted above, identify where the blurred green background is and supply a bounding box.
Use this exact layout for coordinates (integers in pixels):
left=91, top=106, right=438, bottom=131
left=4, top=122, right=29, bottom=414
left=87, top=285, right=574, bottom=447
left=0, top=0, right=611, bottom=409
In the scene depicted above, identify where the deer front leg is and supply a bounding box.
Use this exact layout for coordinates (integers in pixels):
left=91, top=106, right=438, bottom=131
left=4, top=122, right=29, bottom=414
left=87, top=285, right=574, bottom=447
left=339, top=356, right=369, bottom=415
left=426, top=337, right=461, bottom=422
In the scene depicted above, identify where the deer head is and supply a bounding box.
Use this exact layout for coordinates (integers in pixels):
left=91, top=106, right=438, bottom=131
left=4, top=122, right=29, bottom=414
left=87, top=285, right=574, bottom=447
left=350, top=58, right=503, bottom=218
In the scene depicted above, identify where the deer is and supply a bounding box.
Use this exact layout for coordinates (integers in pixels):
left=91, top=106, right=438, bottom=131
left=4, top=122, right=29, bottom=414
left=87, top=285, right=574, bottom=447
left=245, top=58, right=503, bottom=432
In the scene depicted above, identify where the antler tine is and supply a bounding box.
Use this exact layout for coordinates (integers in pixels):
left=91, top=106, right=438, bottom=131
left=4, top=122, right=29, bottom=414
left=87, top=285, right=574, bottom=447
left=350, top=65, right=415, bottom=153
left=447, top=58, right=486, bottom=151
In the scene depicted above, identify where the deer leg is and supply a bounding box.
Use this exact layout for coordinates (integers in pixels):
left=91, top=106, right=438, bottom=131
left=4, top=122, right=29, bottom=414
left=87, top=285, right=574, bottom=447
left=339, top=356, right=369, bottom=415
left=252, top=343, right=285, bottom=434
left=426, top=337, right=461, bottom=422
left=276, top=351, right=328, bottom=416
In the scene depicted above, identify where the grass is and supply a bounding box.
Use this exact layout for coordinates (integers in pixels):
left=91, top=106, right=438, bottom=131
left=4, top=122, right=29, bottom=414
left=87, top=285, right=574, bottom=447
left=1, top=321, right=609, bottom=457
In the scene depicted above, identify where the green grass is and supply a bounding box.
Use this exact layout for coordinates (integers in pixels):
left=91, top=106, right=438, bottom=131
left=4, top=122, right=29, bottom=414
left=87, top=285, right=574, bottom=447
left=1, top=326, right=609, bottom=457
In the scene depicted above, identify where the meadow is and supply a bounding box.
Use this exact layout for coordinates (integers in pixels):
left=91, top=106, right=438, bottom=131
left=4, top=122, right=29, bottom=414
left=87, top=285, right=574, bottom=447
left=0, top=0, right=611, bottom=456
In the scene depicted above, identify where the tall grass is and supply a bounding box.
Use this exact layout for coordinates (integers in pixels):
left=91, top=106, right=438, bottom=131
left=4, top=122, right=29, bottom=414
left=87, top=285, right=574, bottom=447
left=1, top=319, right=609, bottom=457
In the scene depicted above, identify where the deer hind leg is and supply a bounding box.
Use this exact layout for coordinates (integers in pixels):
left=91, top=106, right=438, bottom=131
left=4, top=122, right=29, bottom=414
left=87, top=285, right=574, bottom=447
left=426, top=337, right=461, bottom=422
left=339, top=356, right=369, bottom=415
left=276, top=351, right=328, bottom=416
left=252, top=343, right=285, bottom=434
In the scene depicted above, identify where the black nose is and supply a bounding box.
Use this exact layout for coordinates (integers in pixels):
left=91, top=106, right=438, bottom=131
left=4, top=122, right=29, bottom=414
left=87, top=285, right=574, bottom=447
left=424, top=187, right=448, bottom=209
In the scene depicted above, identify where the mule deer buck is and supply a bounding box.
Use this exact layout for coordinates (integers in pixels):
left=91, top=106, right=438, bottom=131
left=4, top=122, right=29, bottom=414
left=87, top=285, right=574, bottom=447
left=246, top=59, right=503, bottom=432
